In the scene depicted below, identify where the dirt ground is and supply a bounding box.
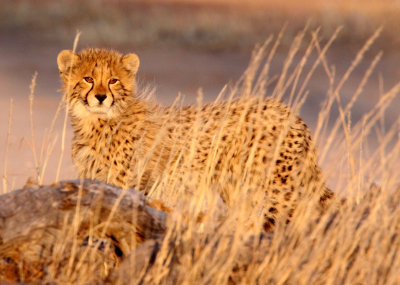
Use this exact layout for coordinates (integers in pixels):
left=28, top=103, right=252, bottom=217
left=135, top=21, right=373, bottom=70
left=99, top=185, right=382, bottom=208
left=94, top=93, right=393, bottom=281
left=1, top=34, right=399, bottom=192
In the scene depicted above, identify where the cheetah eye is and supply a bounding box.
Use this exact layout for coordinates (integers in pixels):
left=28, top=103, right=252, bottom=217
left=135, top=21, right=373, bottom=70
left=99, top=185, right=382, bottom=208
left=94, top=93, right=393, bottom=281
left=109, top=78, right=119, bottom=84
left=84, top=77, right=94, bottom=83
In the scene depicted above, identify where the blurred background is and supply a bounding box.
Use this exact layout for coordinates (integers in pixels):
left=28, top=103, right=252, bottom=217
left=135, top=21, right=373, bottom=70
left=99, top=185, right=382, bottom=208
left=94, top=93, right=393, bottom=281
left=1, top=0, right=400, bottom=191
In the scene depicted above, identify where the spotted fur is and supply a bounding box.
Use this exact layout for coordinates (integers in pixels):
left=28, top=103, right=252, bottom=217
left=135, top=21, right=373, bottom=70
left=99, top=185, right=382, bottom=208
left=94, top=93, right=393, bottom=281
left=57, top=48, right=333, bottom=231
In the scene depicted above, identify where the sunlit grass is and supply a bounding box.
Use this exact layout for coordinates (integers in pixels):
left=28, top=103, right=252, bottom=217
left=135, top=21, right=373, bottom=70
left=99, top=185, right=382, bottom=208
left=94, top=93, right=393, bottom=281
left=1, top=27, right=400, bottom=283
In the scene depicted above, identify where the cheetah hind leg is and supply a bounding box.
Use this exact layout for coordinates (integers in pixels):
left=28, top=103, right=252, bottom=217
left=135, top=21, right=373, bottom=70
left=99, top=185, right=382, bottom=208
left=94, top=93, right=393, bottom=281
left=262, top=186, right=335, bottom=232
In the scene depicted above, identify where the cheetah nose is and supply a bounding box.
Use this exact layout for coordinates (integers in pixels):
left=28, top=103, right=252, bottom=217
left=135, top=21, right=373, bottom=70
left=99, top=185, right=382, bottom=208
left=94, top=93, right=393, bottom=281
left=95, top=94, right=107, bottom=103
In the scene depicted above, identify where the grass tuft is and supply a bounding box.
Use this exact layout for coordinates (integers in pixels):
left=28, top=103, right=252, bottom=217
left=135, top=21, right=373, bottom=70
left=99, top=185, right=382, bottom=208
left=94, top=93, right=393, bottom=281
left=1, top=27, right=400, bottom=283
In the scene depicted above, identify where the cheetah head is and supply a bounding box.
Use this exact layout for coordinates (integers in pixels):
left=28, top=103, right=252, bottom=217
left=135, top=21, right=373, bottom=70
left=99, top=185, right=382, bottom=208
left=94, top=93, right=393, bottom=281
left=57, top=48, right=140, bottom=120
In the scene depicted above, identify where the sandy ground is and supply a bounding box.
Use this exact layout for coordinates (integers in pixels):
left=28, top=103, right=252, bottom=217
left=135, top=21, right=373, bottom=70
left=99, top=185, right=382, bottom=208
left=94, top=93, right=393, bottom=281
left=1, top=36, right=399, bottom=192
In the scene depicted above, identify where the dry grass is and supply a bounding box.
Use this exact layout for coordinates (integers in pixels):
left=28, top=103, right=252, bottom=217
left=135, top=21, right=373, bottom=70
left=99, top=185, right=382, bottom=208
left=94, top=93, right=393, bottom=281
left=1, top=28, right=400, bottom=284
left=1, top=0, right=400, bottom=51
left=1, top=99, right=13, bottom=194
left=121, top=28, right=400, bottom=284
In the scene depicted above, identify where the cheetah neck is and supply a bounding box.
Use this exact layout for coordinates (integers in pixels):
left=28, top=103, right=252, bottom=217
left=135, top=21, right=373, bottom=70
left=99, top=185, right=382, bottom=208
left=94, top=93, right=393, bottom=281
left=69, top=97, right=157, bottom=142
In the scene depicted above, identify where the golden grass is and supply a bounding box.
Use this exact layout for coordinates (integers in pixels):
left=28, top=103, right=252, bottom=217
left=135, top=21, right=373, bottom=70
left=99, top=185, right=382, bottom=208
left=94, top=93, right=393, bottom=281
left=1, top=27, right=400, bottom=283
left=56, top=32, right=81, bottom=182
left=132, top=28, right=399, bottom=284
left=1, top=99, right=13, bottom=194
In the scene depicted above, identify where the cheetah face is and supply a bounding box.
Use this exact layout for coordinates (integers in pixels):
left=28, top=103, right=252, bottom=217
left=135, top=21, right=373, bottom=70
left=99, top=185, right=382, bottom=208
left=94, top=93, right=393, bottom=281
left=80, top=75, right=118, bottom=114
left=57, top=49, right=140, bottom=120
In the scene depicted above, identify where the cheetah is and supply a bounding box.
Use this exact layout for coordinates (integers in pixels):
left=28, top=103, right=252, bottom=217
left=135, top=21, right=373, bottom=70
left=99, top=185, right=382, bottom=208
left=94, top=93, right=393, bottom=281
left=57, top=48, right=333, bottom=231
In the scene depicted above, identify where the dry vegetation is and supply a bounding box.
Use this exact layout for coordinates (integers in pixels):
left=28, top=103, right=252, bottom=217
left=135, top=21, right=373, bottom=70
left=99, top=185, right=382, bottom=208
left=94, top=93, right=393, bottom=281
left=0, top=24, right=399, bottom=284
left=1, top=0, right=400, bottom=283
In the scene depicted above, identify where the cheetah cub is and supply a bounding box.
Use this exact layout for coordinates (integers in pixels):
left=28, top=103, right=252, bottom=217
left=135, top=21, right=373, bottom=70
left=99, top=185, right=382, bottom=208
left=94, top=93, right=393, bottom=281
left=57, top=48, right=333, bottom=231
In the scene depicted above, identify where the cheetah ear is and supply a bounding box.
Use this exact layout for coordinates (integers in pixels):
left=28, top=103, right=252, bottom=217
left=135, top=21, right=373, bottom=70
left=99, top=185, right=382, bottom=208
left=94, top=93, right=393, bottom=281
left=122, top=53, right=140, bottom=75
left=57, top=50, right=79, bottom=73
